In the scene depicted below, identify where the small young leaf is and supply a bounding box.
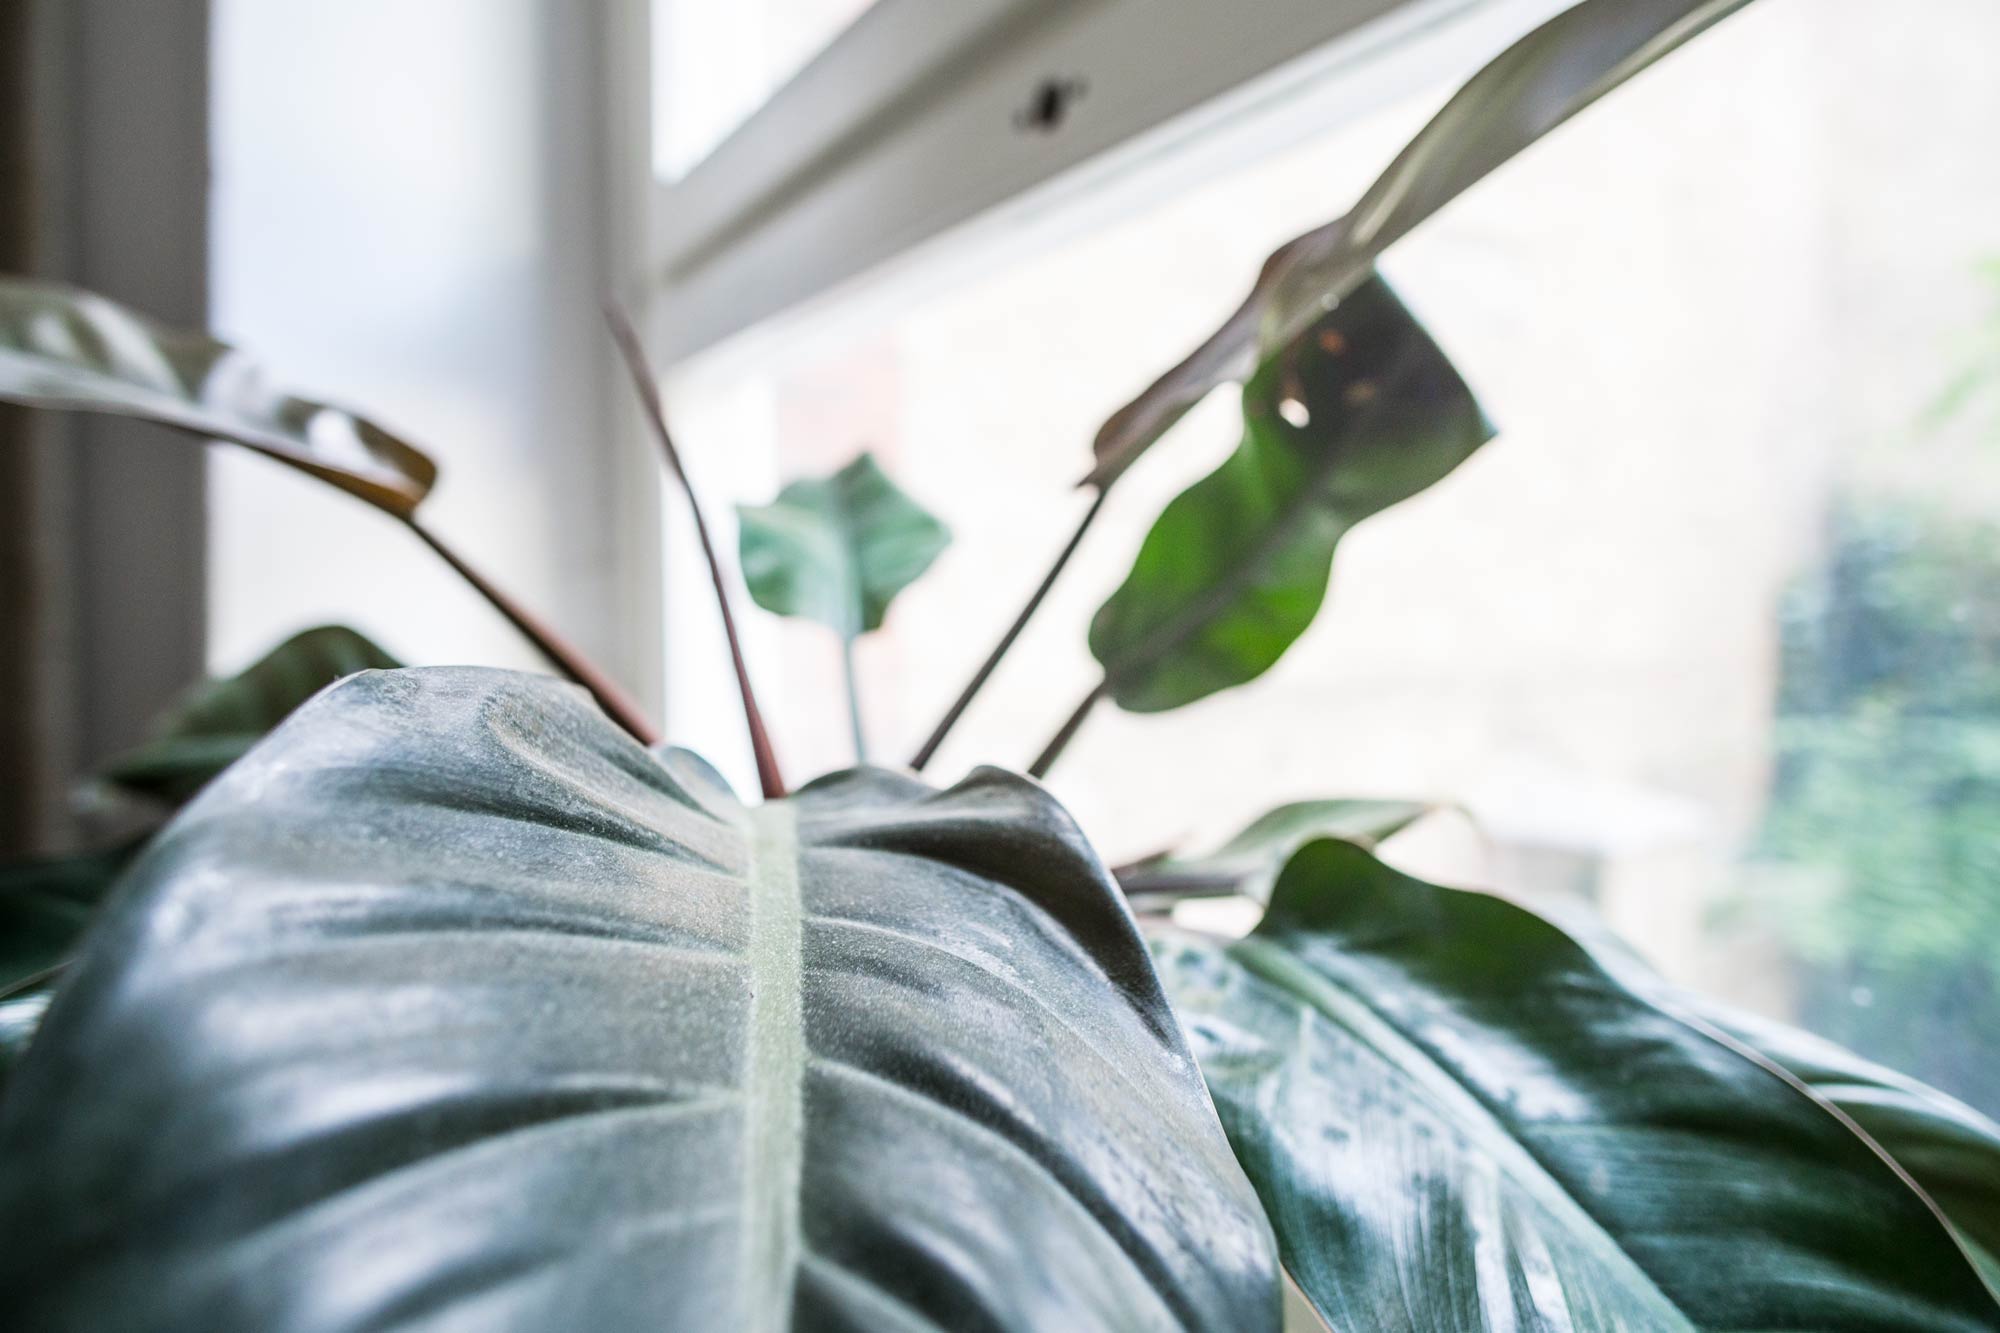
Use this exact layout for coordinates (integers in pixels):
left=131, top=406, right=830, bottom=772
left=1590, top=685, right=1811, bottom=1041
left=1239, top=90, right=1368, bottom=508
left=0, top=279, right=437, bottom=516
left=737, top=452, right=950, bottom=641
left=100, top=624, right=402, bottom=805
left=0, top=840, right=145, bottom=1092
left=1089, top=275, right=1490, bottom=713
left=1151, top=838, right=2000, bottom=1331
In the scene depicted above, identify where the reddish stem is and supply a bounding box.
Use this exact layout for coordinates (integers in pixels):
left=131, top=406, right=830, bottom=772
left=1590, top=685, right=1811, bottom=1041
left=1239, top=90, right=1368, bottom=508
left=405, top=517, right=660, bottom=746
left=605, top=306, right=787, bottom=800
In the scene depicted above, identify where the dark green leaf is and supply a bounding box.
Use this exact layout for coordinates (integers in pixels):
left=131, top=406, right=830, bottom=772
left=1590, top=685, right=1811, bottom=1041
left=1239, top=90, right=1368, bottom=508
left=1087, top=0, right=1752, bottom=488
left=1152, top=837, right=2000, bottom=1331
left=0, top=279, right=436, bottom=516
left=1117, top=798, right=1433, bottom=905
left=1721, top=1009, right=2000, bottom=1292
left=0, top=843, right=145, bottom=1092
left=1090, top=277, right=1490, bottom=712
left=1552, top=907, right=2000, bottom=1293
left=0, top=667, right=1277, bottom=1331
left=0, top=628, right=389, bottom=1078
left=99, top=624, right=401, bottom=805
left=0, top=842, right=140, bottom=992
left=737, top=452, right=949, bottom=640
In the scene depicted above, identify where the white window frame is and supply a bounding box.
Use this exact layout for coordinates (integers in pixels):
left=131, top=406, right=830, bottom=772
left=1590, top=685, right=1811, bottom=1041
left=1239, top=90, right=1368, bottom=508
left=643, top=0, right=1575, bottom=365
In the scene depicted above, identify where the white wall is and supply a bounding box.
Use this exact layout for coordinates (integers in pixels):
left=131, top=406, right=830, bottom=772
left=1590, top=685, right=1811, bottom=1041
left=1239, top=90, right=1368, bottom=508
left=208, top=0, right=660, bottom=710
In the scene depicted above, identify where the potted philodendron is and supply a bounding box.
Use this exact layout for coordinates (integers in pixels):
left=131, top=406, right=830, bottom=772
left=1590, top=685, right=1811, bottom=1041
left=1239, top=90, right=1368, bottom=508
left=2, top=2, right=1997, bottom=1329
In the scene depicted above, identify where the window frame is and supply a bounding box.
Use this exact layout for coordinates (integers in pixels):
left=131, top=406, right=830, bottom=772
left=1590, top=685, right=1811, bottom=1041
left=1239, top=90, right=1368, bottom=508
left=644, top=0, right=1574, bottom=364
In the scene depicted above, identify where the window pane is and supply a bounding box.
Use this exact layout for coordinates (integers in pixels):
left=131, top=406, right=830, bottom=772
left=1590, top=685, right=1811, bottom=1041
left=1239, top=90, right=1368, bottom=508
left=666, top=0, right=2000, bottom=1113
left=653, top=0, right=876, bottom=180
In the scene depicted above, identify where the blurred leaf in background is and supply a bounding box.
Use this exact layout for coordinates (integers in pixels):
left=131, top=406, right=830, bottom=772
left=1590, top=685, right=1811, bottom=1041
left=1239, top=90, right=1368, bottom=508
left=738, top=452, right=949, bottom=641
left=738, top=452, right=948, bottom=758
left=1117, top=798, right=1434, bottom=910
left=1, top=625, right=400, bottom=1085
left=101, top=624, right=402, bottom=806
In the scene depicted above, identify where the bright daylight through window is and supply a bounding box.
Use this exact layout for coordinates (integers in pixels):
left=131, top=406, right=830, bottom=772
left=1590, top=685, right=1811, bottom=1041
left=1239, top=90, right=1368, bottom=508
left=660, top=0, right=2000, bottom=1117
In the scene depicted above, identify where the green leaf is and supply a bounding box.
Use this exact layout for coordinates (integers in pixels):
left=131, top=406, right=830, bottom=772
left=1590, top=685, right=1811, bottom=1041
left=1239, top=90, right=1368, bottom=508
left=0, top=278, right=437, bottom=516
left=99, top=624, right=401, bottom=805
left=1087, top=0, right=1752, bottom=488
left=1151, top=837, right=2000, bottom=1331
left=1118, top=798, right=1434, bottom=905
left=737, top=452, right=950, bottom=641
left=0, top=843, right=145, bottom=1091
left=1721, top=1010, right=2000, bottom=1292
left=0, top=667, right=1278, bottom=1331
left=0, top=628, right=394, bottom=1080
left=0, top=842, right=141, bottom=992
left=1090, top=276, right=1490, bottom=712
left=1552, top=908, right=2000, bottom=1292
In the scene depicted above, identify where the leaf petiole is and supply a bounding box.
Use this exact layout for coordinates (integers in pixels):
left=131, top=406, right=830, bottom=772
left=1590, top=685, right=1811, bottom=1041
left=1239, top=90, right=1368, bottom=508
left=606, top=305, right=787, bottom=798
left=1027, top=680, right=1105, bottom=780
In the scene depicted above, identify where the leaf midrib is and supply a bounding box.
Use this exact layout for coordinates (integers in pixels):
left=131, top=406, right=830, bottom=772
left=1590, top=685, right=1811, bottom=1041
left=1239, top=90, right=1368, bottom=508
left=742, top=803, right=805, bottom=1330
left=827, top=476, right=866, bottom=642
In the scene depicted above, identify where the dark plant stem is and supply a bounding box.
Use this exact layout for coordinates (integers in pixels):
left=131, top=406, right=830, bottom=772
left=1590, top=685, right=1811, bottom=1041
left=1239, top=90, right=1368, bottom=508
left=0, top=961, right=65, bottom=1003
left=405, top=516, right=660, bottom=746
left=1027, top=680, right=1106, bottom=780
left=839, top=636, right=867, bottom=764
left=1116, top=870, right=1246, bottom=899
left=909, top=488, right=1108, bottom=770
left=1118, top=872, right=1249, bottom=918
left=606, top=305, right=787, bottom=800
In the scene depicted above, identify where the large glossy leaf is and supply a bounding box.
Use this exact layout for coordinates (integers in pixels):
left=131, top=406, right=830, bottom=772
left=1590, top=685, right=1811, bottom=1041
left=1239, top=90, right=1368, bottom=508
left=1550, top=908, right=2000, bottom=1292
left=0, top=667, right=1278, bottom=1331
left=1086, top=0, right=1751, bottom=488
left=1722, top=1009, right=2000, bottom=1293
left=0, top=278, right=436, bottom=515
left=100, top=624, right=401, bottom=805
left=1151, top=837, right=2000, bottom=1331
left=1090, top=276, right=1489, bottom=712
left=0, top=629, right=400, bottom=1079
left=737, top=451, right=950, bottom=641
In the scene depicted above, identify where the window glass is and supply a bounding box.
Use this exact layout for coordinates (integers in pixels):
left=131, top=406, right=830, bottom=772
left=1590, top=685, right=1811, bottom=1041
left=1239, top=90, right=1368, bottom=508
left=665, top=0, right=2000, bottom=1114
left=653, top=0, right=877, bottom=180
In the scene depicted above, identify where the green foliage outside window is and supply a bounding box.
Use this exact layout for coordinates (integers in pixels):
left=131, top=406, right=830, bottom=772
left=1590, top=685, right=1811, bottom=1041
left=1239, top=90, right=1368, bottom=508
left=1754, top=502, right=2000, bottom=1113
